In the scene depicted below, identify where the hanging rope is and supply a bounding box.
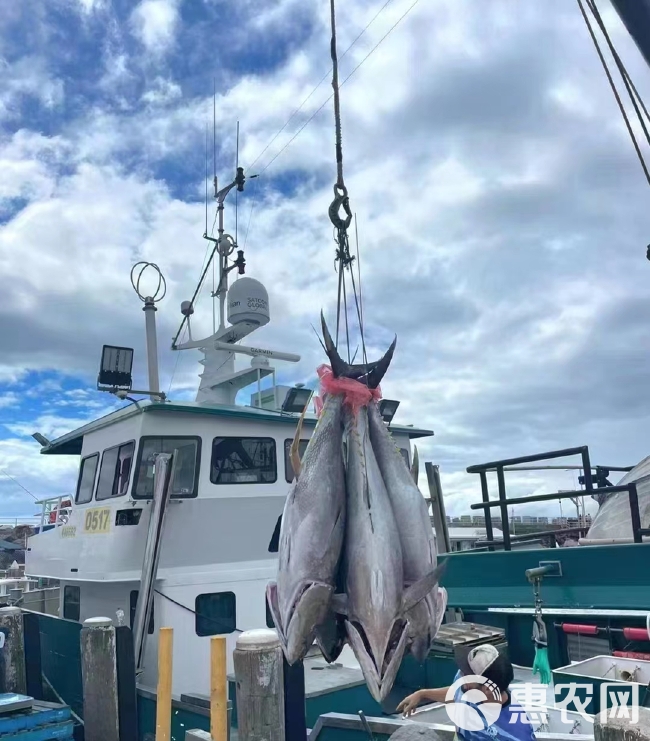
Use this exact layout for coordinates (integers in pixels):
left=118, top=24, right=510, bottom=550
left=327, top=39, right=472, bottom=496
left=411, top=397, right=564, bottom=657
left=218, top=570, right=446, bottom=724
left=576, top=0, right=650, bottom=188
left=329, top=0, right=367, bottom=367
left=330, top=0, right=344, bottom=190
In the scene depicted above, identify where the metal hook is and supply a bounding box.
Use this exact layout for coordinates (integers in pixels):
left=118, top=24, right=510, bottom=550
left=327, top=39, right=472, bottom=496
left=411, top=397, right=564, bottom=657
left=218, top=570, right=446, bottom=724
left=329, top=183, right=352, bottom=231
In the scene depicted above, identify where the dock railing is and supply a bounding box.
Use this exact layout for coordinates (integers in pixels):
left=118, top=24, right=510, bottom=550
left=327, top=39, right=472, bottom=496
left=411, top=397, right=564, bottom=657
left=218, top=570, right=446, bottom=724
left=466, top=446, right=646, bottom=551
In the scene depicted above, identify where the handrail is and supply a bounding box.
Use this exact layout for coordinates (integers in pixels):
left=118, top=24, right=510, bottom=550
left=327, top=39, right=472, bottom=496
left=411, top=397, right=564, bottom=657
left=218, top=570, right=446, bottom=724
left=466, top=446, right=644, bottom=550
left=37, top=495, right=72, bottom=531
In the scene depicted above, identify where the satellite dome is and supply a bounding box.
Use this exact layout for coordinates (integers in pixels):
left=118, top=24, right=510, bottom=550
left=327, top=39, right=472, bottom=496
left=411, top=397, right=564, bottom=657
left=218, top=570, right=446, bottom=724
left=227, top=277, right=270, bottom=327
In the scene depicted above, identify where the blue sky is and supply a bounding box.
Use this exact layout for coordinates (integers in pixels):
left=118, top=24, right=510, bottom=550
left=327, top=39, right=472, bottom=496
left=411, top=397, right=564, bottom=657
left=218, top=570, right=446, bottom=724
left=2, top=0, right=650, bottom=520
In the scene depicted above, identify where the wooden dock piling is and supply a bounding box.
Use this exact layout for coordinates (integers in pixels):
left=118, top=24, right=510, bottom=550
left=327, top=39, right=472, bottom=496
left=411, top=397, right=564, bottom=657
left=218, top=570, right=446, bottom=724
left=233, top=628, right=285, bottom=741
left=0, top=606, right=26, bottom=695
left=80, top=616, right=120, bottom=741
left=211, top=636, right=228, bottom=741
left=595, top=705, right=650, bottom=741
left=156, top=626, right=174, bottom=741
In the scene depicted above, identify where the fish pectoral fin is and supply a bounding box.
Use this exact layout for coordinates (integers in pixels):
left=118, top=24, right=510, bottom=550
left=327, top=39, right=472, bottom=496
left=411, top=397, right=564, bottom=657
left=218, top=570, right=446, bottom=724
left=290, top=403, right=309, bottom=480
left=266, top=582, right=286, bottom=642
left=330, top=592, right=349, bottom=615
left=411, top=445, right=419, bottom=483
left=402, top=561, right=447, bottom=613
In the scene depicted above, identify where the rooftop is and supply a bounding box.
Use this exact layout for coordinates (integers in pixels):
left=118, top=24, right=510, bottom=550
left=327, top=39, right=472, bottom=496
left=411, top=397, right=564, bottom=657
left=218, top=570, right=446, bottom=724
left=41, top=399, right=434, bottom=455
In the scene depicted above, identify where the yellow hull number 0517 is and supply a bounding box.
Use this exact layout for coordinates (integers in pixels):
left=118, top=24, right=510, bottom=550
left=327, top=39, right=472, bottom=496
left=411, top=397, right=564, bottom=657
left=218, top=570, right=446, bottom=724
left=83, top=507, right=111, bottom=534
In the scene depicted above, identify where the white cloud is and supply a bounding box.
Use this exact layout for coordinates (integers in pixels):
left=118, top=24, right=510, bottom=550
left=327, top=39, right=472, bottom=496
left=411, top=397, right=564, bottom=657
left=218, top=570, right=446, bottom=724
left=0, top=393, right=18, bottom=409
left=141, top=77, right=182, bottom=107
left=0, top=57, right=64, bottom=121
left=130, top=0, right=180, bottom=55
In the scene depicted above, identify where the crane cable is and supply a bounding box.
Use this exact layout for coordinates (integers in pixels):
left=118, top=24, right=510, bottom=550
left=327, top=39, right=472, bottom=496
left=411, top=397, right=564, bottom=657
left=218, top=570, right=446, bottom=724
left=576, top=0, right=650, bottom=189
left=328, top=0, right=368, bottom=367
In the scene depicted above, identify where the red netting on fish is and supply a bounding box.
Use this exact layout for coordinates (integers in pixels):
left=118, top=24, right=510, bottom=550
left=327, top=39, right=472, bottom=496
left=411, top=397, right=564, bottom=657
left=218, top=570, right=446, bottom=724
left=317, top=364, right=381, bottom=415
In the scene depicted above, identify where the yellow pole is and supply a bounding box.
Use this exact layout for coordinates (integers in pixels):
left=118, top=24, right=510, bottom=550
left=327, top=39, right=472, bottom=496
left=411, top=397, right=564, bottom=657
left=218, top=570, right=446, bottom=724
left=156, top=627, right=173, bottom=741
left=211, top=636, right=228, bottom=741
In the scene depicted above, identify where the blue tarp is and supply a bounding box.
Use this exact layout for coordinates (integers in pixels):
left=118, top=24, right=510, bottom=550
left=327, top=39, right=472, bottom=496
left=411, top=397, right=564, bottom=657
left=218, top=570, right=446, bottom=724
left=610, top=0, right=650, bottom=70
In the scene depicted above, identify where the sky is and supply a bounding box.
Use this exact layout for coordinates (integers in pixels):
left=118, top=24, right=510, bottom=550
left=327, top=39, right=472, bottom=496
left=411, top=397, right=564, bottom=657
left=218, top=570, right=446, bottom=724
left=1, top=0, right=650, bottom=522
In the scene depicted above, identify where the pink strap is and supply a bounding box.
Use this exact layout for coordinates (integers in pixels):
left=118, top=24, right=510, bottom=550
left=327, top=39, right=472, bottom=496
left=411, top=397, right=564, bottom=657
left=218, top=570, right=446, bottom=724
left=317, top=364, right=381, bottom=414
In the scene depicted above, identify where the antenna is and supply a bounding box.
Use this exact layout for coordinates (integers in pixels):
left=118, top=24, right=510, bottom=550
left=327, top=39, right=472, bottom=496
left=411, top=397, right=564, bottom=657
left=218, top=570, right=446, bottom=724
left=213, top=78, right=217, bottom=195
left=130, top=262, right=167, bottom=396
left=235, top=120, right=240, bottom=246
left=205, top=123, right=209, bottom=235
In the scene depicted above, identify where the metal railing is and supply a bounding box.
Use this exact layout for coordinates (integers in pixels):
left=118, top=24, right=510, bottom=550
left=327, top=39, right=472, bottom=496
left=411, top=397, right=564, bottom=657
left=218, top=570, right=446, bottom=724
left=466, top=446, right=645, bottom=551
left=35, top=495, right=73, bottom=531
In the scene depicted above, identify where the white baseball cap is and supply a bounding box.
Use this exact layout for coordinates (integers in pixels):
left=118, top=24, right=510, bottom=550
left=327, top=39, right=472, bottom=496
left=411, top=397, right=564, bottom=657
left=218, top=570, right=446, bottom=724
left=456, top=643, right=505, bottom=676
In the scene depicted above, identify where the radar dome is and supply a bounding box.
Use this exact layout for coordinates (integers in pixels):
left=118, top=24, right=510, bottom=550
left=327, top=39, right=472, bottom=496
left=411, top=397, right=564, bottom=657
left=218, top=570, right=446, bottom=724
left=227, top=277, right=270, bottom=327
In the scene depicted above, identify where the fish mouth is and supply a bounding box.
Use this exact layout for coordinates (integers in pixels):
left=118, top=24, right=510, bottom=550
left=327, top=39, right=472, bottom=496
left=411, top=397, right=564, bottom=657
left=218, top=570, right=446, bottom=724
left=267, top=581, right=334, bottom=664
left=321, top=312, right=396, bottom=389
left=345, top=618, right=409, bottom=703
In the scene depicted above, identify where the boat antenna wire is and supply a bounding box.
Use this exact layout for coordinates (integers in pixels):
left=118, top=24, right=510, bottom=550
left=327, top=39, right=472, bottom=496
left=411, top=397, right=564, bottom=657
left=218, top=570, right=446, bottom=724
left=255, top=0, right=422, bottom=177
left=576, top=0, right=650, bottom=260
left=328, top=0, right=370, bottom=369
left=246, top=0, right=396, bottom=173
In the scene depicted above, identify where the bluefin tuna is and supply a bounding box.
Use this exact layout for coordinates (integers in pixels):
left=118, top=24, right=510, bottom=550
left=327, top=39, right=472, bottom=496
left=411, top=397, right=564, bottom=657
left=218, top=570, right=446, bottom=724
left=367, top=401, right=447, bottom=663
left=266, top=394, right=346, bottom=664
left=336, top=405, right=445, bottom=702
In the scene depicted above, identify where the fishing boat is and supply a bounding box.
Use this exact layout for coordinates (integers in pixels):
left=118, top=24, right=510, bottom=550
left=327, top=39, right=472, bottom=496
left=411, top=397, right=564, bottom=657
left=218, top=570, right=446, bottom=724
left=23, top=164, right=431, bottom=697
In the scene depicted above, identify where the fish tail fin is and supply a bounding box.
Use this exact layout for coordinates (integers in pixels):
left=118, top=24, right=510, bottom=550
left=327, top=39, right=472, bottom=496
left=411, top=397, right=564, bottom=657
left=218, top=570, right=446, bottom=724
left=321, top=311, right=349, bottom=379
left=366, top=335, right=397, bottom=389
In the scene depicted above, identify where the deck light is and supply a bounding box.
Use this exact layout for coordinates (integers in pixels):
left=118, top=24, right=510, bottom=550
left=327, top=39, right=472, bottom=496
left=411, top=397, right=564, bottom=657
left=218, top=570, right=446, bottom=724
left=379, top=399, right=400, bottom=424
left=97, top=345, right=134, bottom=391
left=281, top=385, right=313, bottom=414
left=31, top=433, right=51, bottom=447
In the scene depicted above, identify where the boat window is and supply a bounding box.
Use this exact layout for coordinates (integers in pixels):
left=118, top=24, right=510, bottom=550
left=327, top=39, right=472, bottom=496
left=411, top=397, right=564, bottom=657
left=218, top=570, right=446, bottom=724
left=130, top=590, right=154, bottom=634
left=283, top=439, right=309, bottom=483
left=210, top=437, right=277, bottom=485
left=133, top=437, right=201, bottom=499
left=63, top=585, right=80, bottom=621
left=96, top=441, right=135, bottom=501
left=195, top=592, right=236, bottom=636
left=75, top=454, right=99, bottom=505
left=399, top=448, right=410, bottom=468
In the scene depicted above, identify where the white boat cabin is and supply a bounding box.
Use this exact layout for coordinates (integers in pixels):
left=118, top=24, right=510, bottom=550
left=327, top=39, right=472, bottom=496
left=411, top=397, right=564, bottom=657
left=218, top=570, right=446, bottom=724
left=26, top=398, right=432, bottom=696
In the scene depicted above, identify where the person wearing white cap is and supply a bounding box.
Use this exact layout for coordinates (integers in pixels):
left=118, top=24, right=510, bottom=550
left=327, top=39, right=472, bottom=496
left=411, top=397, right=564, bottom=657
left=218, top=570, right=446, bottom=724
left=397, top=643, right=536, bottom=741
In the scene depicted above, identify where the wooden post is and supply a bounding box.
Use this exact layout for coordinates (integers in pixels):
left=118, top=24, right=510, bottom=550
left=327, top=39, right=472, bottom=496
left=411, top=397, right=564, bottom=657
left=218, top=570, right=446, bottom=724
left=81, top=616, right=120, bottom=741
left=233, top=628, right=285, bottom=741
left=283, top=657, right=306, bottom=741
left=595, top=705, right=650, bottom=741
left=0, top=606, right=26, bottom=695
left=156, top=627, right=173, bottom=741
left=425, top=462, right=451, bottom=554
left=211, top=636, right=228, bottom=741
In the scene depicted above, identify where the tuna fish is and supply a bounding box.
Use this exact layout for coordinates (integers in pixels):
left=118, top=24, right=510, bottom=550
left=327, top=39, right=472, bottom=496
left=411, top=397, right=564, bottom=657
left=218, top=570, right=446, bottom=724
left=367, top=401, right=446, bottom=663
left=266, top=393, right=346, bottom=664
left=336, top=405, right=445, bottom=702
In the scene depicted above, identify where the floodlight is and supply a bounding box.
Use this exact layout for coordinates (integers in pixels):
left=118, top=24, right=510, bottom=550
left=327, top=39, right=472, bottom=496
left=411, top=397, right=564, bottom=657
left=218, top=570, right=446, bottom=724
left=281, top=385, right=313, bottom=414
left=378, top=399, right=400, bottom=424
left=98, top=345, right=134, bottom=390
left=31, top=433, right=51, bottom=447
